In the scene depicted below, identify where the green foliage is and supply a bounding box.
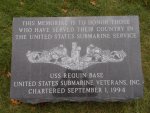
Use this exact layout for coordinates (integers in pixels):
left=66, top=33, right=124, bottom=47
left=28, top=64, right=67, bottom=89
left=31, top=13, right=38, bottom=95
left=0, top=0, right=150, bottom=113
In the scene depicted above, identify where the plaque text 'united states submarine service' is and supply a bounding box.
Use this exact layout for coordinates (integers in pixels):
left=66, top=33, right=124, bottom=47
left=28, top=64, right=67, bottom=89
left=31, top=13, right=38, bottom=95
left=10, top=16, right=143, bottom=104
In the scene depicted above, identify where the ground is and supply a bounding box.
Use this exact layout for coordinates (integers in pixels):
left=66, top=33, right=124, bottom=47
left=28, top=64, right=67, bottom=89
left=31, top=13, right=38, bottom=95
left=0, top=0, right=150, bottom=113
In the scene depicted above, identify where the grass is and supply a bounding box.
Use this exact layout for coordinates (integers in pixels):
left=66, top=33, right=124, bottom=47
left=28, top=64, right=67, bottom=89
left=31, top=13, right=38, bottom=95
left=0, top=0, right=150, bottom=113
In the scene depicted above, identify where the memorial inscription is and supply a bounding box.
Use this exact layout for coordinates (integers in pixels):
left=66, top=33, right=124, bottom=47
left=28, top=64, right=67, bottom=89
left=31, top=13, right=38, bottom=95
left=10, top=16, right=143, bottom=104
